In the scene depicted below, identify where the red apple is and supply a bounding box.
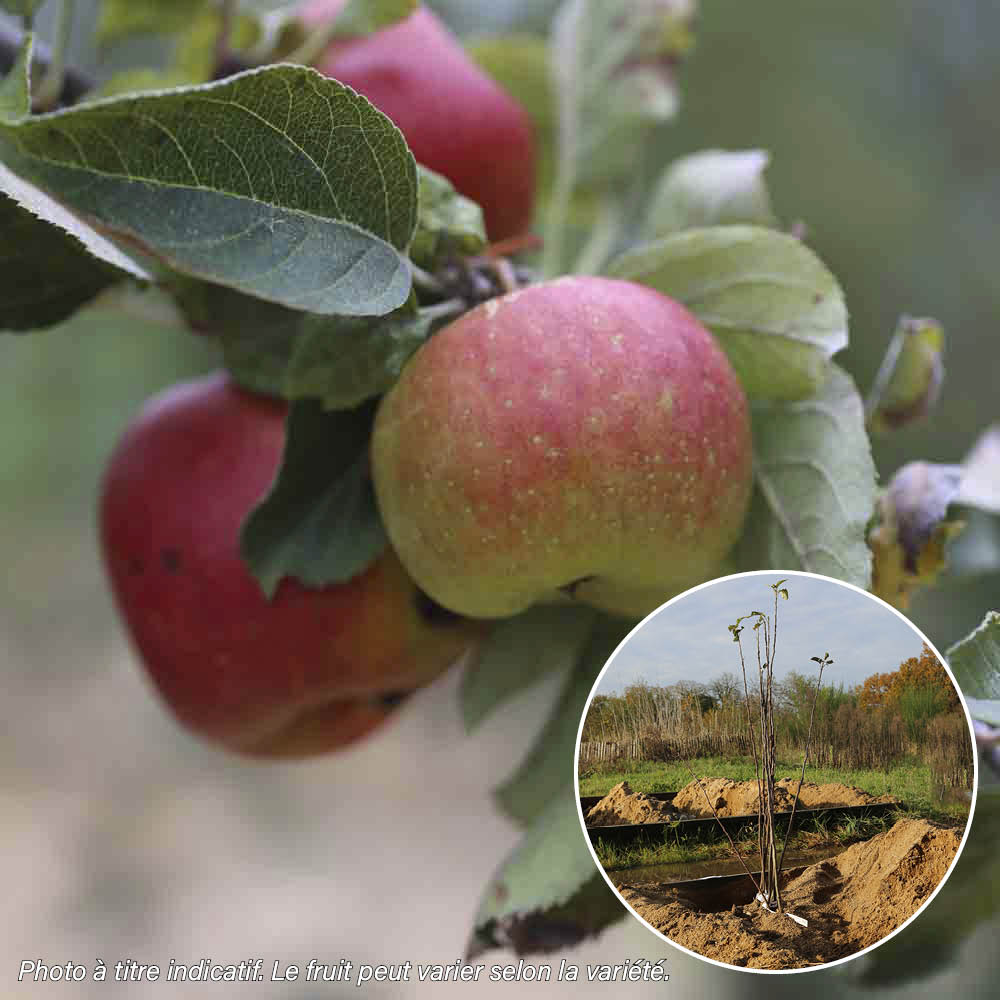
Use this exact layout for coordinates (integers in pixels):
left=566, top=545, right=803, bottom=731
left=372, top=276, right=754, bottom=620
left=298, top=0, right=536, bottom=241
left=100, top=373, right=482, bottom=758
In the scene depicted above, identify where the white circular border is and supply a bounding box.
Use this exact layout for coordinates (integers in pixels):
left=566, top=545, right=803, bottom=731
left=573, top=570, right=981, bottom=976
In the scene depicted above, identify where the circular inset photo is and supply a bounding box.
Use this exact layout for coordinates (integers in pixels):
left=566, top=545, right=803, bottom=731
left=574, top=572, right=978, bottom=974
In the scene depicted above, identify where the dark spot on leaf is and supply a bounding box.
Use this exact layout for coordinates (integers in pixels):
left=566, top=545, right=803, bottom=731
left=161, top=548, right=182, bottom=573
left=497, top=912, right=589, bottom=954
left=560, top=576, right=596, bottom=599
left=376, top=691, right=411, bottom=710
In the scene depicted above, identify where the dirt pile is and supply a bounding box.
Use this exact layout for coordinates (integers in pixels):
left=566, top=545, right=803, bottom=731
left=671, top=777, right=899, bottom=818
left=585, top=781, right=682, bottom=826
left=619, top=817, right=962, bottom=970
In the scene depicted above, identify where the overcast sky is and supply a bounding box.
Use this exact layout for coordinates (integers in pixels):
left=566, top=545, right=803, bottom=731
left=594, top=573, right=940, bottom=696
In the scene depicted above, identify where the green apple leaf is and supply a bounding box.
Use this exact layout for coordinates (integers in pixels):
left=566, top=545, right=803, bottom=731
left=240, top=399, right=387, bottom=597
left=948, top=611, right=1000, bottom=700
left=0, top=37, right=132, bottom=330
left=96, top=0, right=209, bottom=47
left=495, top=615, right=631, bottom=826
left=467, top=793, right=625, bottom=958
left=169, top=276, right=307, bottom=397
left=284, top=306, right=432, bottom=410
left=866, top=315, right=945, bottom=434
left=608, top=226, right=848, bottom=401
left=0, top=181, right=123, bottom=331
left=1, top=39, right=146, bottom=281
left=0, top=64, right=418, bottom=316
left=461, top=605, right=598, bottom=733
left=641, top=149, right=778, bottom=240
left=730, top=366, right=877, bottom=588
left=409, top=165, right=486, bottom=270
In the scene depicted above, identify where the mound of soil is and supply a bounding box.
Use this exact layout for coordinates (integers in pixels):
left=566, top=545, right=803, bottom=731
left=619, top=817, right=962, bottom=970
left=671, top=777, right=899, bottom=818
left=585, top=781, right=682, bottom=826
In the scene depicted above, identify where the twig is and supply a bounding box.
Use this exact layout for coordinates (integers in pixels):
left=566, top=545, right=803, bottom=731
left=34, top=0, right=76, bottom=111
left=778, top=655, right=830, bottom=875
left=214, top=0, right=238, bottom=75
left=677, top=759, right=762, bottom=899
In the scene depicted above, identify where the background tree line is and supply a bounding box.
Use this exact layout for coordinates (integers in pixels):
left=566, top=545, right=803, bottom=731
left=583, top=645, right=971, bottom=785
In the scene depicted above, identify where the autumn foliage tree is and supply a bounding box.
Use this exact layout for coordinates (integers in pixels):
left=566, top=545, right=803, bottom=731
left=857, top=644, right=959, bottom=711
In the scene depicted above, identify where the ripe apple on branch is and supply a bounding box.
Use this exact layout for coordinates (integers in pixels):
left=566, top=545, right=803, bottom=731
left=2, top=0, right=998, bottom=973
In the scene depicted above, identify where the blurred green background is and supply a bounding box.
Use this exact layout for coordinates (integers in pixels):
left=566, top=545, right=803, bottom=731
left=2, top=1, right=998, bottom=997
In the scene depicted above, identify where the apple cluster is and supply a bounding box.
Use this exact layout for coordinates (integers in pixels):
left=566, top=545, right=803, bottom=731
left=100, top=3, right=753, bottom=758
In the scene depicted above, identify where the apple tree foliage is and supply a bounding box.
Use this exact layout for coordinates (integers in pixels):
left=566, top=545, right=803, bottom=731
left=2, top=0, right=999, bottom=985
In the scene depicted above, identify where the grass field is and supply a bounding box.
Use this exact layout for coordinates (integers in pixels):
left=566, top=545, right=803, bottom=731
left=592, top=811, right=898, bottom=871
left=578, top=755, right=971, bottom=823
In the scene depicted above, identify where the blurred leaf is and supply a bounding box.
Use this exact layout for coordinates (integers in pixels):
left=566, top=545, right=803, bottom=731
left=967, top=698, right=1000, bottom=727
left=884, top=461, right=963, bottom=567
left=97, top=0, right=209, bottom=47
left=461, top=605, right=598, bottom=732
left=868, top=462, right=965, bottom=610
left=551, top=0, right=695, bottom=188
left=852, top=793, right=1000, bottom=986
left=948, top=611, right=1000, bottom=699
left=608, top=226, right=848, bottom=401
left=730, top=366, right=877, bottom=588
left=284, top=306, right=432, bottom=410
left=409, top=165, right=486, bottom=270
left=854, top=613, right=1000, bottom=986
left=467, top=794, right=624, bottom=958
left=495, top=615, right=630, bottom=826
left=957, top=426, right=1000, bottom=515
left=0, top=64, right=418, bottom=316
left=1, top=2, right=44, bottom=19
left=170, top=277, right=302, bottom=396
left=866, top=315, right=945, bottom=434
left=324, top=0, right=418, bottom=37
left=288, top=0, right=418, bottom=67
left=542, top=0, right=697, bottom=275
left=91, top=68, right=202, bottom=99
left=0, top=28, right=30, bottom=118
left=172, top=5, right=264, bottom=83
left=240, top=399, right=386, bottom=597
left=641, top=148, right=777, bottom=239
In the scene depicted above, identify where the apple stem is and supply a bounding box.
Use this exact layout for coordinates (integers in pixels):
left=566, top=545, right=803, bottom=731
left=419, top=299, right=467, bottom=323
left=410, top=262, right=447, bottom=297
